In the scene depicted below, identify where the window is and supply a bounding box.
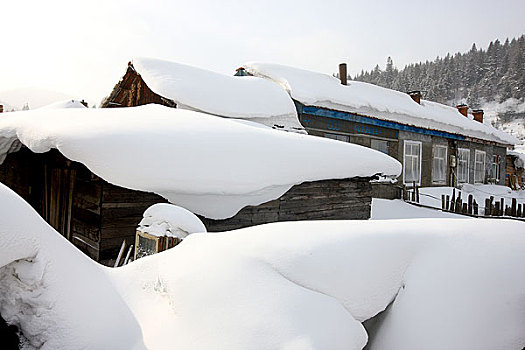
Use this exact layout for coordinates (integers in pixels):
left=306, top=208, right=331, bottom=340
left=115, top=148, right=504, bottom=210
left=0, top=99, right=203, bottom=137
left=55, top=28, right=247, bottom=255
left=371, top=139, right=388, bottom=154
left=403, top=141, right=421, bottom=185
left=457, top=148, right=470, bottom=183
left=325, top=133, right=349, bottom=142
left=492, top=155, right=500, bottom=183
left=474, top=150, right=486, bottom=183
left=432, top=145, right=447, bottom=184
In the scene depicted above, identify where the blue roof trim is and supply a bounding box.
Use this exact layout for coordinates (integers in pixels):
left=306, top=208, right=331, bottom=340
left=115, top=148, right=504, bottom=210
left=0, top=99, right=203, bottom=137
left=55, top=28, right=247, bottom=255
left=300, top=105, right=466, bottom=141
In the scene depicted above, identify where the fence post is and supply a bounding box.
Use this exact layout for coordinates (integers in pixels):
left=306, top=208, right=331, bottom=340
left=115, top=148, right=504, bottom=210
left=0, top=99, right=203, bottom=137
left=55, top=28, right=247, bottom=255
left=468, top=194, right=473, bottom=215
left=511, top=198, right=517, bottom=217
left=445, top=195, right=450, bottom=211
left=441, top=195, right=446, bottom=210
left=473, top=200, right=478, bottom=215
left=484, top=198, right=490, bottom=216
left=517, top=204, right=522, bottom=218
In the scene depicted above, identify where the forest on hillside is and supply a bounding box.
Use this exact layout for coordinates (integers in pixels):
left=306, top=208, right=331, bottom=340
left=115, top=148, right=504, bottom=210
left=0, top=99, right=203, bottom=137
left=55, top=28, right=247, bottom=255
left=349, top=35, right=525, bottom=122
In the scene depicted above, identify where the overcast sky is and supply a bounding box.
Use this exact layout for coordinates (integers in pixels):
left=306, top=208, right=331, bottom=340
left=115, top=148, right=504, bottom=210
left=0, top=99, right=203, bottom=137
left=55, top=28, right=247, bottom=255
left=1, top=0, right=524, bottom=105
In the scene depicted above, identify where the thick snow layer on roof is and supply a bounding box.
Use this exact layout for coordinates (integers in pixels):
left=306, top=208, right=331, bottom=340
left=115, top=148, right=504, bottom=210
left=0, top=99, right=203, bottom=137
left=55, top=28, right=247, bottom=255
left=1, top=183, right=524, bottom=349
left=242, top=62, right=517, bottom=145
left=39, top=99, right=87, bottom=109
left=132, top=58, right=304, bottom=132
left=508, top=149, right=525, bottom=169
left=0, top=104, right=400, bottom=219
left=138, top=204, right=207, bottom=238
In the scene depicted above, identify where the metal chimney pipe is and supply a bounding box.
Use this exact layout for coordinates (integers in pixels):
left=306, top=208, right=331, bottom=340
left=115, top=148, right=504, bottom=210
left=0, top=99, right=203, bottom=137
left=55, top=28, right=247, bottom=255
left=339, top=63, right=347, bottom=86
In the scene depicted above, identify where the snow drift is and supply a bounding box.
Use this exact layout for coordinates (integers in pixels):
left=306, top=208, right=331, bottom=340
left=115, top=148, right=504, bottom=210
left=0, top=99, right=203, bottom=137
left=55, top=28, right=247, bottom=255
left=242, top=62, right=517, bottom=145
left=0, top=104, right=401, bottom=219
left=1, top=182, right=524, bottom=349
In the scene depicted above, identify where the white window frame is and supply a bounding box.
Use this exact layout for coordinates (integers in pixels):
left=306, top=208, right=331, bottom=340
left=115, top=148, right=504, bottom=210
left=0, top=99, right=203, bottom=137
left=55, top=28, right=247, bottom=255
left=492, top=155, right=500, bottom=183
left=432, top=145, right=448, bottom=184
left=474, top=150, right=486, bottom=184
left=457, top=148, right=470, bottom=184
left=403, top=140, right=422, bottom=185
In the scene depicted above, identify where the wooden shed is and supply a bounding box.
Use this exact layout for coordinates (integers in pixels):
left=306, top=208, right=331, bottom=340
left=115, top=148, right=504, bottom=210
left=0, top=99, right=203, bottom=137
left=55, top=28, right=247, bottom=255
left=0, top=146, right=375, bottom=264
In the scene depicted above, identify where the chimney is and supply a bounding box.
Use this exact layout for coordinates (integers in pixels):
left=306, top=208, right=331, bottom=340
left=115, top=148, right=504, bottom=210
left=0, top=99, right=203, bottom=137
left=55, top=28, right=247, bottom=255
left=339, top=63, right=347, bottom=86
left=80, top=99, right=88, bottom=108
left=472, top=109, right=484, bottom=123
left=408, top=91, right=422, bottom=104
left=456, top=104, right=468, bottom=117
left=0, top=104, right=3, bottom=113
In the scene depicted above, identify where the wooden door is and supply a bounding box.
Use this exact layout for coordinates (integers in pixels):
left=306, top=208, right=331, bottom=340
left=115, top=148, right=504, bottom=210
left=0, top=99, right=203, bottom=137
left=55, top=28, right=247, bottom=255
left=43, top=164, right=76, bottom=240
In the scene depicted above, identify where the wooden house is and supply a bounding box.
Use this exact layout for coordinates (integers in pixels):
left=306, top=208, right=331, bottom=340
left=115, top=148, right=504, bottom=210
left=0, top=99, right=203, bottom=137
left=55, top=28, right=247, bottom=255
left=506, top=151, right=525, bottom=189
left=240, top=63, right=517, bottom=197
left=0, top=147, right=375, bottom=263
left=0, top=102, right=398, bottom=264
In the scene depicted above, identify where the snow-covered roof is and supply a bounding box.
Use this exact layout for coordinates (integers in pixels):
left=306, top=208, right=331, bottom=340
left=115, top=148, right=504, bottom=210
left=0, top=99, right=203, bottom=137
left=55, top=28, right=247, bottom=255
left=39, top=99, right=87, bottom=109
left=508, top=149, right=525, bottom=169
left=0, top=105, right=401, bottom=219
left=242, top=62, right=518, bottom=145
left=131, top=57, right=303, bottom=132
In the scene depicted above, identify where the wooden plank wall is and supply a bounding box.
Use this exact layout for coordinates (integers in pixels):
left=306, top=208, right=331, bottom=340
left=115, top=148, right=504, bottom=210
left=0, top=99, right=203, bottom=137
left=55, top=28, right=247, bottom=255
left=100, top=65, right=176, bottom=109
left=201, top=178, right=372, bottom=232
left=70, top=166, right=103, bottom=261
left=99, top=183, right=167, bottom=261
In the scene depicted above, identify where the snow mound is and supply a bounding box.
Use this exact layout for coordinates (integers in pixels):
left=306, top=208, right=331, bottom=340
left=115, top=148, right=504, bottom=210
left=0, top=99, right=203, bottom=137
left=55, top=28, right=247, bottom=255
left=138, top=203, right=207, bottom=238
left=39, top=99, right=87, bottom=109
left=1, top=182, right=524, bottom=349
left=132, top=57, right=304, bottom=132
left=242, top=62, right=517, bottom=145
left=0, top=104, right=401, bottom=219
left=0, top=183, right=145, bottom=350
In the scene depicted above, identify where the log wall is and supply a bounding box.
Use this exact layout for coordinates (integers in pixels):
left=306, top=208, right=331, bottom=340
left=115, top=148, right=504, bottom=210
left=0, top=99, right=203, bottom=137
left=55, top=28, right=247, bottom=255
left=1, top=149, right=373, bottom=264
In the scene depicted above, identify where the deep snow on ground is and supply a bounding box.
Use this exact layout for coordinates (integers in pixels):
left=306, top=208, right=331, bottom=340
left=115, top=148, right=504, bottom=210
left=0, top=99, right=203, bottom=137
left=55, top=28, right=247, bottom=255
left=0, top=104, right=400, bottom=219
left=1, top=182, right=524, bottom=350
left=371, top=198, right=463, bottom=219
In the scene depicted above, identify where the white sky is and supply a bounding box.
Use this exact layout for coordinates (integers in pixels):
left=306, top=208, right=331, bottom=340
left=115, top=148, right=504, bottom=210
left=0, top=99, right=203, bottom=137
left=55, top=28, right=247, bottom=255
left=1, top=0, right=524, bottom=106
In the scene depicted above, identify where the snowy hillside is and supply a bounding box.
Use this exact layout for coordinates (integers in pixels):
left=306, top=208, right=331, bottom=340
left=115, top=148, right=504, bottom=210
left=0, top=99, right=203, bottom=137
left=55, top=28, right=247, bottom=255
left=0, top=87, right=73, bottom=111
left=0, top=183, right=524, bottom=349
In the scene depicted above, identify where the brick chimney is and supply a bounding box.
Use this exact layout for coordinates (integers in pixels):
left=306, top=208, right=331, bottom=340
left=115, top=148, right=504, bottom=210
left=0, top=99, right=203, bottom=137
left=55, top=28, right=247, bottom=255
left=472, top=109, right=484, bottom=123
left=339, top=63, right=347, bottom=86
left=456, top=104, right=468, bottom=117
left=0, top=104, right=3, bottom=113
left=408, top=91, right=422, bottom=104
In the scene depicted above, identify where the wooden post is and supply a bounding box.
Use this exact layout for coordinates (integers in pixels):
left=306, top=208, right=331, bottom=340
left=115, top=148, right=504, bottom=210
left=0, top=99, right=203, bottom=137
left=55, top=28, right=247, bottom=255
left=416, top=185, right=420, bottom=203
left=484, top=198, right=490, bottom=216
left=495, top=202, right=500, bottom=217
left=412, top=182, right=416, bottom=201
left=500, top=198, right=504, bottom=215
left=451, top=196, right=456, bottom=213
left=467, top=194, right=473, bottom=215
left=441, top=195, right=446, bottom=210
left=511, top=198, right=517, bottom=217
left=517, top=204, right=522, bottom=218
left=445, top=195, right=450, bottom=211
left=114, top=240, right=126, bottom=268
left=462, top=203, right=467, bottom=213
left=489, top=196, right=494, bottom=216
left=473, top=200, right=478, bottom=215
